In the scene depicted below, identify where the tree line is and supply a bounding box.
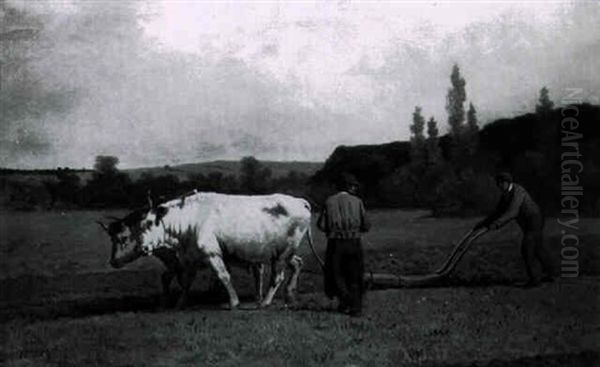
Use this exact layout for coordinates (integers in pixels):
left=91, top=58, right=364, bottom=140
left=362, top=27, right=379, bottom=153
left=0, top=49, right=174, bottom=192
left=396, top=64, right=575, bottom=216
left=389, top=64, right=491, bottom=214
left=2, top=156, right=311, bottom=210
left=312, top=64, right=600, bottom=216
left=3, top=63, right=599, bottom=215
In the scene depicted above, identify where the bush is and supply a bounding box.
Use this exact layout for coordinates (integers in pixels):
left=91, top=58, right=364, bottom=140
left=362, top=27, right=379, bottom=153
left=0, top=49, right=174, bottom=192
left=430, top=169, right=498, bottom=217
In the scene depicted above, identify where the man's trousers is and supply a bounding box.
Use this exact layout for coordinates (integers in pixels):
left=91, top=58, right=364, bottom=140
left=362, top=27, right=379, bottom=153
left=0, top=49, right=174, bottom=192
left=324, top=238, right=364, bottom=314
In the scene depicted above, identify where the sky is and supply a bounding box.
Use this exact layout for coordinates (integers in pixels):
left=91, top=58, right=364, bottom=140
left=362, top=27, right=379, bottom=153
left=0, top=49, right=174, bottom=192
left=1, top=0, right=598, bottom=169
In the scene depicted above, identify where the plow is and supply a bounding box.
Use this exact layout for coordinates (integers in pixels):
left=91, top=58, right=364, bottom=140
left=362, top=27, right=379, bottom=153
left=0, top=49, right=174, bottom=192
left=361, top=228, right=489, bottom=288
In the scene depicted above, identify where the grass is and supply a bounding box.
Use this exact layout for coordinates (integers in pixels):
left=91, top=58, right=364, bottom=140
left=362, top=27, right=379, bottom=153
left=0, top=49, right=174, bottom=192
left=2, top=209, right=598, bottom=280
left=1, top=209, right=599, bottom=366
left=2, top=283, right=599, bottom=366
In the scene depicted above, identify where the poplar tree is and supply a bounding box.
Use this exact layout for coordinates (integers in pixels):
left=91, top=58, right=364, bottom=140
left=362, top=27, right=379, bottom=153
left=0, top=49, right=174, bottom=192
left=536, top=87, right=554, bottom=115
left=410, top=106, right=426, bottom=166
left=426, top=116, right=441, bottom=166
left=446, top=64, right=466, bottom=137
left=534, top=86, right=556, bottom=152
left=446, top=64, right=467, bottom=163
left=465, top=102, right=479, bottom=155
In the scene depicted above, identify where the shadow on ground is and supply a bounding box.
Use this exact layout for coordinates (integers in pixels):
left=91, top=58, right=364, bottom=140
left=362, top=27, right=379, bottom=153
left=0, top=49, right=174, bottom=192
left=0, top=266, right=564, bottom=323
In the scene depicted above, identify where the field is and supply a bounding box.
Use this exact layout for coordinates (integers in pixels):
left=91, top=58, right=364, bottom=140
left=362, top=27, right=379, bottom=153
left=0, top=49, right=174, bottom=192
left=1, top=209, right=599, bottom=366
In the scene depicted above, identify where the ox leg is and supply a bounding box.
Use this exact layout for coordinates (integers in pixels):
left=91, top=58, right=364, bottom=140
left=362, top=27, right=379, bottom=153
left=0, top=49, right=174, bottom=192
left=252, top=264, right=265, bottom=304
left=261, top=257, right=288, bottom=307
left=206, top=269, right=225, bottom=296
left=176, top=268, right=197, bottom=309
left=154, top=249, right=182, bottom=308
left=285, top=254, right=303, bottom=305
left=160, top=271, right=176, bottom=308
left=207, top=256, right=240, bottom=309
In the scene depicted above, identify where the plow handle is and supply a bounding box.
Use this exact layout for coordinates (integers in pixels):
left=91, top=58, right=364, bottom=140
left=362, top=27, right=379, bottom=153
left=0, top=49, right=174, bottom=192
left=435, top=229, right=474, bottom=274
left=435, top=228, right=488, bottom=276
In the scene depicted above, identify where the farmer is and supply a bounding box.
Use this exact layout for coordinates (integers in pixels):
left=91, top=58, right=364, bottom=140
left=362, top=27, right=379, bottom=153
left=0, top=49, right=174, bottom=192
left=317, top=173, right=371, bottom=316
left=474, top=172, right=554, bottom=287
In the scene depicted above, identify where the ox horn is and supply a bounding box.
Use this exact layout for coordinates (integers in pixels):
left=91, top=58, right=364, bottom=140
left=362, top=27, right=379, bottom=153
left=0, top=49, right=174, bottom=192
left=96, top=220, right=109, bottom=233
left=147, top=190, right=154, bottom=208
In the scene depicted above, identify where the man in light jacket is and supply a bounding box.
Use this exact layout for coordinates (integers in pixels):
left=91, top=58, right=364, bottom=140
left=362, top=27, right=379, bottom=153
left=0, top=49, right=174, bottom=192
left=317, top=173, right=371, bottom=316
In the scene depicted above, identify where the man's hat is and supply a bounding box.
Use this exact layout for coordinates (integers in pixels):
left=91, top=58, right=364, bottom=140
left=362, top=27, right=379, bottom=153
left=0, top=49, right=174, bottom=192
left=337, top=173, right=360, bottom=190
left=495, top=172, right=513, bottom=184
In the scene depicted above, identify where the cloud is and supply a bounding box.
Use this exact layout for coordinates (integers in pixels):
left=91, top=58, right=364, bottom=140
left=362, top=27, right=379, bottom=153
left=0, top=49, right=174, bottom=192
left=1, top=0, right=598, bottom=169
left=2, top=1, right=362, bottom=168
left=0, top=1, right=77, bottom=166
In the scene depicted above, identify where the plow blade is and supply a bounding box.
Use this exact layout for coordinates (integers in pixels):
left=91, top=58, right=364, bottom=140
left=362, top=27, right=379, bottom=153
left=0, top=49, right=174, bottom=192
left=364, top=272, right=448, bottom=288
left=363, top=228, right=488, bottom=289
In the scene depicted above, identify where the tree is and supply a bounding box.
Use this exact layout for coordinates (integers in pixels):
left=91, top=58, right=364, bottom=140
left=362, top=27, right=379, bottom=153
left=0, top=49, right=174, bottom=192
left=425, top=116, right=442, bottom=166
left=240, top=156, right=272, bottom=194
left=536, top=86, right=554, bottom=115
left=94, top=155, right=119, bottom=176
left=446, top=64, right=467, bottom=137
left=532, top=86, right=559, bottom=202
left=466, top=102, right=478, bottom=132
left=207, top=171, right=224, bottom=190
left=534, top=86, right=557, bottom=153
left=55, top=168, right=81, bottom=207
left=83, top=155, right=132, bottom=207
left=465, top=102, right=479, bottom=155
left=410, top=106, right=426, bottom=166
left=446, top=64, right=467, bottom=163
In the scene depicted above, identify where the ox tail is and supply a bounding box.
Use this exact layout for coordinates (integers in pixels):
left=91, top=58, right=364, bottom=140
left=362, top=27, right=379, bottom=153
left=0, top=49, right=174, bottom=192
left=300, top=195, right=321, bottom=213
left=299, top=198, right=324, bottom=270
left=305, top=225, right=325, bottom=271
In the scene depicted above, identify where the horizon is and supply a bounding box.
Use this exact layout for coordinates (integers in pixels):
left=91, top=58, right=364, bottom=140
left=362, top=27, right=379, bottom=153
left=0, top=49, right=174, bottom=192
left=1, top=0, right=598, bottom=169
left=0, top=157, right=327, bottom=172
left=0, top=100, right=595, bottom=171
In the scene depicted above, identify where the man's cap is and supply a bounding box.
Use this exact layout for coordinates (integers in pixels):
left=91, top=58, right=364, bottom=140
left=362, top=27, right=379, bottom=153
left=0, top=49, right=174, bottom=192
left=495, top=172, right=513, bottom=184
left=337, top=173, right=360, bottom=189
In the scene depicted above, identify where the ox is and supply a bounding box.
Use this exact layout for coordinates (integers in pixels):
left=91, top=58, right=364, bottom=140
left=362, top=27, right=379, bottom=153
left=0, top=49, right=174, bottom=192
left=97, top=209, right=233, bottom=308
left=99, top=192, right=315, bottom=309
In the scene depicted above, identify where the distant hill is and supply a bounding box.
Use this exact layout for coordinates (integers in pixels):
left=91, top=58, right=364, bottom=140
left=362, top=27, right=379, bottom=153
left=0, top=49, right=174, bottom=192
left=478, top=105, right=600, bottom=167
left=0, top=160, right=323, bottom=181
left=123, top=160, right=323, bottom=180
left=312, top=141, right=411, bottom=188
left=0, top=159, right=323, bottom=210
left=124, top=160, right=323, bottom=181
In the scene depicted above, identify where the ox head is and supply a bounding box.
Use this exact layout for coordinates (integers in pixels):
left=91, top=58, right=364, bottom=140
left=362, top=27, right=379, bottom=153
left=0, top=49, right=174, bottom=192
left=136, top=205, right=171, bottom=251
left=97, top=192, right=174, bottom=268
left=97, top=210, right=152, bottom=268
left=98, top=204, right=173, bottom=267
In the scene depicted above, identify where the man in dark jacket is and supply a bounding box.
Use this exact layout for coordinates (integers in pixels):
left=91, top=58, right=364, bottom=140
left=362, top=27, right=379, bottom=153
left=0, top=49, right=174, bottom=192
left=475, top=172, right=553, bottom=287
left=317, top=173, right=371, bottom=316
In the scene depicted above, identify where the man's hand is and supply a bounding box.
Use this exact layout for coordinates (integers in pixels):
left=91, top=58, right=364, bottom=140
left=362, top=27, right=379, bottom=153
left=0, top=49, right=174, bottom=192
left=473, top=221, right=485, bottom=231
left=487, top=222, right=500, bottom=231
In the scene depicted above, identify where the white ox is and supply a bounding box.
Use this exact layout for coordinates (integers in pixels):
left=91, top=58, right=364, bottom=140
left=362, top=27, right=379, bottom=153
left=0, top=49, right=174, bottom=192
left=98, top=209, right=219, bottom=309
left=103, top=192, right=315, bottom=309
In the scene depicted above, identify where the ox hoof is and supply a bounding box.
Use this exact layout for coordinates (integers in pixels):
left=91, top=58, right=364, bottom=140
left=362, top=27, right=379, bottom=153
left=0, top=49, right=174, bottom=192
left=220, top=302, right=240, bottom=310
left=158, top=296, right=170, bottom=310
left=258, top=301, right=273, bottom=309
left=175, top=298, right=188, bottom=310
left=284, top=293, right=297, bottom=305
left=282, top=302, right=299, bottom=311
